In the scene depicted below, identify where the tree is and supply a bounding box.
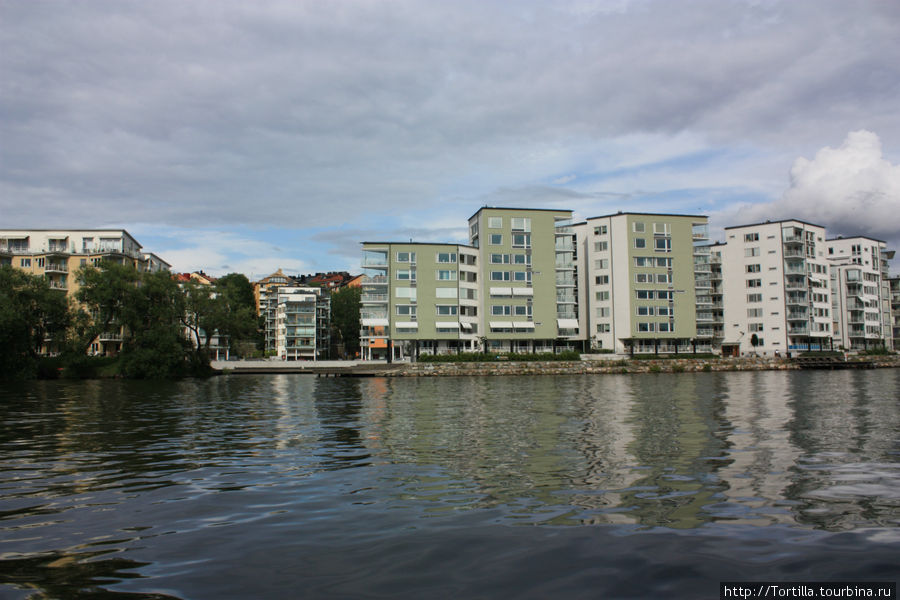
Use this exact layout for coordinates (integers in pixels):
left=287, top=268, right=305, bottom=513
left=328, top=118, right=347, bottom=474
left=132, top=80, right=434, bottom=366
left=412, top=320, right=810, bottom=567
left=0, top=266, right=71, bottom=378
left=330, top=285, right=361, bottom=358
left=73, top=261, right=141, bottom=355
left=750, top=333, right=760, bottom=353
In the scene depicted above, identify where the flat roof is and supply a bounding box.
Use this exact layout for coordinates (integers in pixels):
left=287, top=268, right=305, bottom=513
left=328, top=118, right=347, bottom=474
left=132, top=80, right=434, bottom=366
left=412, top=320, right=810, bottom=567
left=467, top=206, right=573, bottom=221
left=585, top=211, right=708, bottom=220
left=0, top=228, right=143, bottom=248
left=361, top=241, right=478, bottom=249
left=724, top=219, right=824, bottom=230
left=825, top=235, right=887, bottom=244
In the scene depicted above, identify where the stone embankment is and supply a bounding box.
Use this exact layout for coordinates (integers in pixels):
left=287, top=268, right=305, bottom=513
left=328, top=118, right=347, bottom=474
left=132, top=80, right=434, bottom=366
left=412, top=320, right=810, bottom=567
left=390, top=355, right=900, bottom=377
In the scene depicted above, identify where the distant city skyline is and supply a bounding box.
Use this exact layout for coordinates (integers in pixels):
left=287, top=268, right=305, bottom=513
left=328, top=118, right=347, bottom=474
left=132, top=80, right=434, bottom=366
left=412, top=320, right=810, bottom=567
left=2, top=1, right=899, bottom=277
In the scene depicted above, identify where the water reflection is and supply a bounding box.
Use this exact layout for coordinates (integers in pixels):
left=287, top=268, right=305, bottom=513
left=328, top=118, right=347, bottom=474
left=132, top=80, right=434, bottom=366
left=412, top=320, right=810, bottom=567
left=1, top=370, right=898, bottom=598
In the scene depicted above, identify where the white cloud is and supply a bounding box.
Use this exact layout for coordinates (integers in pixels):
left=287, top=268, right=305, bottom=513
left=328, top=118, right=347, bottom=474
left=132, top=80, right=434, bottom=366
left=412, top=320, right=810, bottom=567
left=717, top=131, right=900, bottom=247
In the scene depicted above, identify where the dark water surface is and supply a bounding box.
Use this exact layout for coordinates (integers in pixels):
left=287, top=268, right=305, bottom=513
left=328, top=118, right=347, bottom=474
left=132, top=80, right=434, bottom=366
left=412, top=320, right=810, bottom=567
left=1, top=370, right=898, bottom=599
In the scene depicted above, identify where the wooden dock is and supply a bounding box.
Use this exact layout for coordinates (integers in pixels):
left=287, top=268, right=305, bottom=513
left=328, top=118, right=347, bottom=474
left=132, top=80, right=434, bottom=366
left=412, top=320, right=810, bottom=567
left=219, top=362, right=407, bottom=377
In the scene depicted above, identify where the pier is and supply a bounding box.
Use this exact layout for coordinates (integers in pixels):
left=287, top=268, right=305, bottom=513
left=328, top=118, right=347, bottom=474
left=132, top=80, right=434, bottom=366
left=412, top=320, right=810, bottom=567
left=211, top=359, right=406, bottom=377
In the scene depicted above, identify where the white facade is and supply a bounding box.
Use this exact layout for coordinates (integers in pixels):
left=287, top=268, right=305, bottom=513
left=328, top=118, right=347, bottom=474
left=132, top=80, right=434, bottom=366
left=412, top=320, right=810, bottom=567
left=826, top=237, right=894, bottom=351
left=721, top=220, right=831, bottom=356
left=274, top=286, right=330, bottom=360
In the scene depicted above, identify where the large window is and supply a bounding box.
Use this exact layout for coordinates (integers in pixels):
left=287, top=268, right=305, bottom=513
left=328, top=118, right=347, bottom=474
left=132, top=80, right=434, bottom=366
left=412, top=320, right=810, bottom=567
left=594, top=225, right=608, bottom=235
left=488, top=217, right=502, bottom=229
left=436, top=305, right=458, bottom=316
left=437, top=270, right=457, bottom=281
left=511, top=217, right=531, bottom=232
left=745, top=247, right=760, bottom=257
left=396, top=305, right=417, bottom=316
left=491, top=305, right=512, bottom=316
left=633, top=222, right=645, bottom=233
left=396, top=269, right=416, bottom=281
left=744, top=232, right=759, bottom=242
left=490, top=253, right=510, bottom=264
left=490, top=271, right=511, bottom=281
left=655, top=238, right=671, bottom=252
left=436, top=287, right=458, bottom=298
left=512, top=271, right=531, bottom=282
left=512, top=233, right=531, bottom=248
left=437, top=252, right=457, bottom=263
left=746, top=264, right=761, bottom=273
left=634, top=238, right=646, bottom=249
left=513, top=254, right=530, bottom=265
left=396, top=252, right=416, bottom=263
left=595, top=241, right=609, bottom=252
left=490, top=234, right=502, bottom=245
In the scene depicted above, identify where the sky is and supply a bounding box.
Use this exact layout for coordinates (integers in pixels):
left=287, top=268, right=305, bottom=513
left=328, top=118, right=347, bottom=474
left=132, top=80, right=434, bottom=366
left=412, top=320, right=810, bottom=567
left=2, top=0, right=899, bottom=278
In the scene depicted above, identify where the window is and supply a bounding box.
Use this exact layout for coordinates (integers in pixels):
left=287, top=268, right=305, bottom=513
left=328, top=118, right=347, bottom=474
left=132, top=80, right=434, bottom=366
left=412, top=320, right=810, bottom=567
left=747, top=293, right=762, bottom=302
left=596, top=275, right=609, bottom=285
left=637, top=306, right=655, bottom=316
left=595, top=259, right=609, bottom=269
left=594, top=225, right=608, bottom=235
left=512, top=254, right=530, bottom=265
left=638, top=322, right=656, bottom=332
left=744, top=233, right=759, bottom=242
left=657, top=291, right=673, bottom=300
left=436, top=287, right=458, bottom=298
left=657, top=306, right=672, bottom=316
left=396, top=269, right=416, bottom=281
left=397, top=252, right=416, bottom=263
left=512, top=233, right=531, bottom=248
left=655, top=238, right=671, bottom=252
left=634, top=238, right=646, bottom=249
left=747, top=308, right=763, bottom=318
left=656, top=273, right=672, bottom=284
left=654, top=223, right=671, bottom=235
left=21, top=258, right=31, bottom=267
left=635, top=273, right=651, bottom=283
left=436, top=305, right=458, bottom=316
left=513, top=305, right=530, bottom=317
left=396, top=287, right=417, bottom=300
left=747, top=279, right=762, bottom=288
left=512, top=271, right=531, bottom=282
left=596, top=291, right=610, bottom=301
left=488, top=217, right=502, bottom=229
left=749, top=323, right=764, bottom=332
left=491, top=253, right=510, bottom=264
left=511, top=217, right=531, bottom=232
left=658, top=322, right=672, bottom=332
left=745, top=247, right=760, bottom=257
left=396, top=305, right=417, bottom=316
left=437, top=270, right=457, bottom=281
left=746, top=264, right=761, bottom=273
left=594, top=241, right=608, bottom=252
left=633, top=222, right=645, bottom=233
left=635, top=257, right=653, bottom=267
left=491, top=305, right=512, bottom=316
left=636, top=290, right=652, bottom=299
left=437, top=252, right=456, bottom=263
left=597, top=307, right=610, bottom=317
left=597, top=323, right=611, bottom=333
left=490, top=234, right=502, bottom=245
left=656, top=257, right=672, bottom=267
left=490, top=271, right=510, bottom=281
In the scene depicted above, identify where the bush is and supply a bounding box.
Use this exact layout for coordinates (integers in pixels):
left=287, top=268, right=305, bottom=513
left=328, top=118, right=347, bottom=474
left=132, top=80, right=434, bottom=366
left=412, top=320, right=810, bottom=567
left=702, top=363, right=712, bottom=372
left=672, top=364, right=686, bottom=373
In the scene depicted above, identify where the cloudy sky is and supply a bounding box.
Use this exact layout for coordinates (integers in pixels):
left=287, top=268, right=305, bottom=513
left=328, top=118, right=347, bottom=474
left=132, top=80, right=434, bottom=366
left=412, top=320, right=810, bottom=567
left=2, top=0, right=899, bottom=277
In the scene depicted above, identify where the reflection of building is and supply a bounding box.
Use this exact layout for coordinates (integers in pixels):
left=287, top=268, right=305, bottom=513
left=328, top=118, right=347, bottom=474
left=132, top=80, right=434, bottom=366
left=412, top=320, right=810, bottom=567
left=826, top=237, right=894, bottom=351
left=721, top=220, right=832, bottom=356
left=0, top=229, right=170, bottom=356
left=890, top=276, right=900, bottom=350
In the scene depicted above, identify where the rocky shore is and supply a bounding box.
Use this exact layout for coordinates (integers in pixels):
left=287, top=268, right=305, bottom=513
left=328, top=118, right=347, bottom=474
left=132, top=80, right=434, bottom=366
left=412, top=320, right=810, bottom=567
left=391, top=355, right=900, bottom=377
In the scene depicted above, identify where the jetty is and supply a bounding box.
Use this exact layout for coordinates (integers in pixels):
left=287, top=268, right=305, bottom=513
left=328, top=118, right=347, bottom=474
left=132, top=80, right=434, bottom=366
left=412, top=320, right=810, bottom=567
left=210, top=359, right=405, bottom=377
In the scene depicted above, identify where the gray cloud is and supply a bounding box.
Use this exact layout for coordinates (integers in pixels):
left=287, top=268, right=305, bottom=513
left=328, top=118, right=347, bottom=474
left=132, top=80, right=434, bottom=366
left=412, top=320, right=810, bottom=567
left=2, top=0, right=899, bottom=247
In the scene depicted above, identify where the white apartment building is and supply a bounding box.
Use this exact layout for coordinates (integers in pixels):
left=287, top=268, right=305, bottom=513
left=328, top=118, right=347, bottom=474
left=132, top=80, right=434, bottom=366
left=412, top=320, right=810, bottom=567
left=273, top=286, right=330, bottom=360
left=721, top=220, right=832, bottom=356
left=573, top=213, right=710, bottom=354
left=826, top=236, right=894, bottom=351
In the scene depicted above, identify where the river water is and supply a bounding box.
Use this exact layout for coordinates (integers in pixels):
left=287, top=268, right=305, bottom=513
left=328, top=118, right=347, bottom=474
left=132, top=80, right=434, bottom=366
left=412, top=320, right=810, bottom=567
left=1, top=370, right=898, bottom=599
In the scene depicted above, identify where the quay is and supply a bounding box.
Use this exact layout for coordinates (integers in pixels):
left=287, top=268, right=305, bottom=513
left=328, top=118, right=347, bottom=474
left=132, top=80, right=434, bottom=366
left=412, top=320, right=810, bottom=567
left=211, top=359, right=405, bottom=377
left=790, top=356, right=875, bottom=370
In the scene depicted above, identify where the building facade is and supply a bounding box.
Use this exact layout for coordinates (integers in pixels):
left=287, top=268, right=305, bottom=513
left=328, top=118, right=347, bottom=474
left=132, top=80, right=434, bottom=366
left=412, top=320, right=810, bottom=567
left=273, top=286, right=331, bottom=360
left=721, top=220, right=832, bottom=356
left=574, top=213, right=710, bottom=354
left=0, top=229, right=171, bottom=356
left=826, top=237, right=894, bottom=351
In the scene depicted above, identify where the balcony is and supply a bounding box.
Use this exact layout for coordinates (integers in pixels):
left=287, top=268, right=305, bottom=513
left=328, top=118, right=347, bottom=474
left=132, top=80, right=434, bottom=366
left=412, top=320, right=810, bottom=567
left=786, top=310, right=808, bottom=320
left=361, top=293, right=388, bottom=303
left=785, top=277, right=807, bottom=290
left=362, top=275, right=388, bottom=286
left=788, top=326, right=809, bottom=335
left=786, top=293, right=808, bottom=305
left=45, top=262, right=68, bottom=273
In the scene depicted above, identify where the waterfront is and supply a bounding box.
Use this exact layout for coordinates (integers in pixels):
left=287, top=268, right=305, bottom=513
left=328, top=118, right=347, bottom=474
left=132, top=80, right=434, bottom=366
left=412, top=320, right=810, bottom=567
left=1, top=370, right=898, bottom=599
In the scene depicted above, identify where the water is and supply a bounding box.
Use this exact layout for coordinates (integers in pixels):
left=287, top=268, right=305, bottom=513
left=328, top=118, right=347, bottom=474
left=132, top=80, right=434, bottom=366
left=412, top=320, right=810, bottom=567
left=1, top=370, right=898, bottom=599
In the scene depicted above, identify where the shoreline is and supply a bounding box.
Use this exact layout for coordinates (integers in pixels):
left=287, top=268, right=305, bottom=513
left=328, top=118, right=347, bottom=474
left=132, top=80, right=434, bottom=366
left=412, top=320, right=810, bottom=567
left=213, top=355, right=900, bottom=377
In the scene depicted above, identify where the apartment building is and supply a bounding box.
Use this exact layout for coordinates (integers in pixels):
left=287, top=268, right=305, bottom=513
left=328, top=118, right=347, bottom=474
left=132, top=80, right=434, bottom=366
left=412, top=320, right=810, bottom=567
left=253, top=269, right=293, bottom=353
left=0, top=229, right=171, bottom=355
left=360, top=243, right=479, bottom=360
left=721, top=220, right=832, bottom=356
left=468, top=207, right=580, bottom=353
left=273, top=286, right=331, bottom=360
left=826, top=237, right=894, bottom=351
left=889, top=277, right=900, bottom=350
left=573, top=213, right=710, bottom=354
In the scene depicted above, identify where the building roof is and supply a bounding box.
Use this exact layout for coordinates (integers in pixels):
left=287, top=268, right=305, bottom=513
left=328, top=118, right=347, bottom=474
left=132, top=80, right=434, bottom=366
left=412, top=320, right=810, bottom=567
left=825, top=235, right=888, bottom=244
left=723, top=218, right=824, bottom=230
left=467, top=206, right=573, bottom=221
left=361, top=241, right=477, bottom=249
left=585, top=211, right=708, bottom=220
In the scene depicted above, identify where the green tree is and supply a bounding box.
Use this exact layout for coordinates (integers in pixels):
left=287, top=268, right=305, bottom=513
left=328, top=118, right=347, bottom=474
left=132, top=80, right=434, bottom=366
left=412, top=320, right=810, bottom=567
left=0, top=266, right=71, bottom=378
left=212, top=273, right=258, bottom=356
left=73, top=261, right=141, bottom=355
left=330, top=285, right=361, bottom=358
